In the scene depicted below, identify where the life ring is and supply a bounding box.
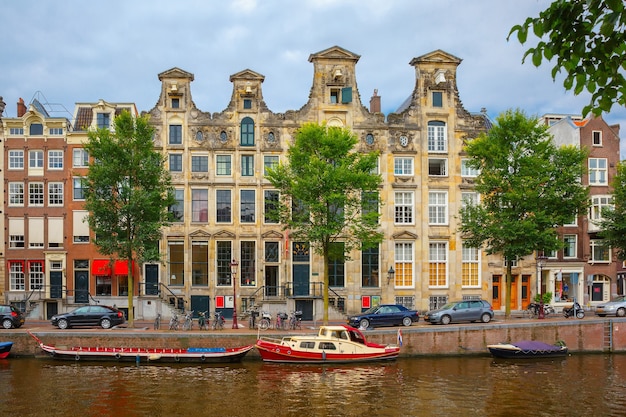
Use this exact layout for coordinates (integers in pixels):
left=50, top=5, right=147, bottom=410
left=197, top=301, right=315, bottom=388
left=287, top=350, right=291, bottom=355
left=275, top=348, right=280, bottom=353
left=175, top=355, right=180, bottom=362
left=115, top=353, right=121, bottom=360
left=201, top=355, right=206, bottom=361
left=75, top=354, right=80, bottom=361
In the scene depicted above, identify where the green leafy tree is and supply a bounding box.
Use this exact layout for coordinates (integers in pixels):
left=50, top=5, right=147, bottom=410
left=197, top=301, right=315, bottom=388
left=599, top=162, right=626, bottom=260
left=459, top=109, right=589, bottom=317
left=84, top=111, right=175, bottom=327
left=265, top=123, right=383, bottom=324
left=509, top=0, right=626, bottom=116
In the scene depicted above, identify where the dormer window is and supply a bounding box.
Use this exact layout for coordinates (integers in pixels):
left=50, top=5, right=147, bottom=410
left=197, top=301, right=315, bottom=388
left=330, top=87, right=352, bottom=104
left=97, top=113, right=110, bottom=129
left=172, top=98, right=180, bottom=109
left=243, top=99, right=252, bottom=109
left=29, top=123, right=43, bottom=135
left=432, top=91, right=443, bottom=108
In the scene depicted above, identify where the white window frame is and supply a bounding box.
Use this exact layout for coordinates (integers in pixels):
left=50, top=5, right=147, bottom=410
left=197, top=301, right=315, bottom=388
left=563, top=234, right=577, bottom=259
left=589, top=158, right=608, bottom=185
left=394, top=242, right=414, bottom=288
left=29, top=182, right=44, bottom=206
left=48, top=150, right=64, bottom=170
left=394, top=157, right=414, bottom=176
left=48, top=182, right=64, bottom=206
left=9, top=182, right=24, bottom=206
left=73, top=149, right=89, bottom=167
left=461, top=243, right=480, bottom=288
left=428, top=241, right=448, bottom=288
left=590, top=239, right=610, bottom=263
left=428, top=158, right=448, bottom=176
left=592, top=130, right=602, bottom=146
left=428, top=191, right=448, bottom=225
left=394, top=191, right=414, bottom=225
left=427, top=121, right=447, bottom=152
left=8, top=150, right=24, bottom=169
left=216, top=155, right=232, bottom=176
left=461, top=159, right=480, bottom=177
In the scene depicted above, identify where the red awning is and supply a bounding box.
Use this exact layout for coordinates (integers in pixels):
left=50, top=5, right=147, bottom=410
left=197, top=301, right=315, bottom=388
left=92, top=260, right=112, bottom=275
left=113, top=260, right=135, bottom=275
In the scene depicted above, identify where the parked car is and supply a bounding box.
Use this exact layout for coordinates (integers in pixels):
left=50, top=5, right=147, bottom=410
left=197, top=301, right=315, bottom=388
left=51, top=305, right=125, bottom=329
left=595, top=296, right=626, bottom=317
left=0, top=305, right=25, bottom=329
left=347, top=304, right=419, bottom=329
left=424, top=300, right=494, bottom=325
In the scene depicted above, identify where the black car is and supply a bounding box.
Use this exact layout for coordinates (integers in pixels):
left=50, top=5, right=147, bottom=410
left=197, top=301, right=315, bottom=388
left=51, top=305, right=125, bottom=329
left=0, top=305, right=25, bottom=329
left=347, top=304, right=419, bottom=329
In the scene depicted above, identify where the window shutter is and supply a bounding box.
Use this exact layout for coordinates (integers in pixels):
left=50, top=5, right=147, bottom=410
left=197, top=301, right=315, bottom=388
left=341, top=87, right=352, bottom=103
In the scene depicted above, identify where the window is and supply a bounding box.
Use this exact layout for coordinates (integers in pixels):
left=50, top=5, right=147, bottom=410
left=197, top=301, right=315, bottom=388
left=9, top=218, right=25, bottom=248
left=169, top=125, right=182, bottom=145
left=97, top=113, right=110, bottom=129
left=191, top=241, right=208, bottom=286
left=9, top=150, right=24, bottom=169
left=265, top=241, right=279, bottom=262
left=191, top=155, right=208, bottom=172
left=394, top=242, right=413, bottom=287
left=362, top=246, right=379, bottom=287
left=29, top=261, right=44, bottom=289
left=396, top=296, right=415, bottom=310
left=216, top=190, right=232, bottom=223
left=328, top=242, right=345, bottom=287
left=240, top=241, right=256, bottom=286
left=48, top=217, right=63, bottom=248
left=564, top=235, right=577, bottom=258
left=171, top=98, right=180, bottom=108
left=169, top=154, right=183, bottom=172
left=73, top=210, right=90, bottom=243
left=394, top=157, right=414, bottom=176
left=29, top=183, right=44, bottom=206
left=240, top=190, right=255, bottom=223
left=592, top=131, right=602, bottom=146
left=330, top=87, right=353, bottom=103
left=432, top=91, right=443, bottom=107
left=462, top=244, right=479, bottom=287
left=9, top=127, right=24, bottom=135
left=394, top=192, right=414, bottom=224
left=264, top=190, right=279, bottom=224
left=240, top=117, right=255, bottom=146
left=241, top=155, right=254, bottom=176
left=461, top=192, right=479, bottom=208
left=428, top=158, right=447, bottom=176
left=9, top=182, right=24, bottom=206
left=461, top=159, right=479, bottom=177
left=170, top=189, right=184, bottom=222
left=9, top=262, right=25, bottom=291
left=48, top=150, right=63, bottom=169
left=73, top=177, right=87, bottom=200
left=264, top=155, right=279, bottom=175
left=590, top=195, right=613, bottom=223
left=590, top=240, right=610, bottom=262
left=168, top=241, right=184, bottom=286
left=30, top=123, right=43, bottom=135
left=428, top=191, right=448, bottom=225
left=361, top=191, right=379, bottom=225
left=217, top=241, right=233, bottom=286
left=191, top=189, right=208, bottom=222
left=49, top=127, right=63, bottom=135
left=216, top=155, right=232, bottom=176
left=73, top=149, right=89, bottom=167
left=427, top=121, right=447, bottom=152
left=330, top=88, right=340, bottom=103
left=243, top=99, right=252, bottom=109
left=429, top=242, right=448, bottom=287
left=589, top=158, right=607, bottom=185
left=48, top=182, right=64, bottom=206
left=29, top=150, right=44, bottom=168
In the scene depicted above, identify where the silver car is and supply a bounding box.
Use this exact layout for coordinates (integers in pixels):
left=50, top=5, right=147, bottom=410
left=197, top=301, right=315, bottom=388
left=595, top=296, right=626, bottom=317
left=424, top=299, right=494, bottom=325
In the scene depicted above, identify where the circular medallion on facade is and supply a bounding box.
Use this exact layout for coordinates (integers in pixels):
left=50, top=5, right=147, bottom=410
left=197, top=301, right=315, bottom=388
left=399, top=135, right=408, bottom=147
left=268, top=132, right=276, bottom=143
left=195, top=130, right=203, bottom=141
left=366, top=133, right=374, bottom=145
left=220, top=131, right=228, bottom=142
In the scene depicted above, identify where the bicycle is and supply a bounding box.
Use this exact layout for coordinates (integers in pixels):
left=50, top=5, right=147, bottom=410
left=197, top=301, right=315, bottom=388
left=212, top=311, right=225, bottom=330
left=258, top=311, right=272, bottom=330
left=275, top=312, right=288, bottom=330
left=169, top=313, right=179, bottom=330
left=248, top=308, right=259, bottom=329
left=198, top=311, right=209, bottom=330
left=182, top=310, right=194, bottom=331
left=289, top=310, right=302, bottom=330
left=154, top=313, right=161, bottom=330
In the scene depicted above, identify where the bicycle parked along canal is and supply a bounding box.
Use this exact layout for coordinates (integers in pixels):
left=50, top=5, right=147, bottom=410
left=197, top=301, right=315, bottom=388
left=169, top=313, right=180, bottom=330
left=182, top=310, right=194, bottom=331
left=198, top=311, right=209, bottom=330
left=154, top=313, right=161, bottom=330
left=212, top=311, right=225, bottom=330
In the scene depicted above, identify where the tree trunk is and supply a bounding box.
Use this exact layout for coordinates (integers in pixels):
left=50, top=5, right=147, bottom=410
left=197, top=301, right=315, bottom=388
left=127, top=255, right=134, bottom=328
left=322, top=248, right=329, bottom=325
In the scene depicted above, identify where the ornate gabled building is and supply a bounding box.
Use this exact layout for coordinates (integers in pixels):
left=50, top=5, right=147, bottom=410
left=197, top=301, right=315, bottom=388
left=145, top=46, right=491, bottom=322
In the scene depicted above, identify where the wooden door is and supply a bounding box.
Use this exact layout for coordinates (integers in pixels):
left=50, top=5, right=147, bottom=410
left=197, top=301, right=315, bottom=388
left=492, top=275, right=501, bottom=310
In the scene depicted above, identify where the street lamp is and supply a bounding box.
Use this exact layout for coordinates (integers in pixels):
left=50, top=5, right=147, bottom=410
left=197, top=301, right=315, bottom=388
left=536, top=253, right=548, bottom=319
left=230, top=259, right=239, bottom=329
left=387, top=266, right=395, bottom=285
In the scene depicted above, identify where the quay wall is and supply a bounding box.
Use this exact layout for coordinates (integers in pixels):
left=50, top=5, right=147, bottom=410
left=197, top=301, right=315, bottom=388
left=8, top=318, right=626, bottom=359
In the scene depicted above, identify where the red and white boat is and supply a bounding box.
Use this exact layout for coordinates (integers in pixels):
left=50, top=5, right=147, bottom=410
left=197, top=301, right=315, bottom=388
left=255, top=325, right=400, bottom=363
left=28, top=331, right=253, bottom=364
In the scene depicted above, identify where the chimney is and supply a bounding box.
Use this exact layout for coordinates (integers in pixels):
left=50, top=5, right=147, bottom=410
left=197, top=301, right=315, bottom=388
left=17, top=98, right=27, bottom=117
left=369, top=89, right=381, bottom=113
left=0, top=96, right=6, bottom=117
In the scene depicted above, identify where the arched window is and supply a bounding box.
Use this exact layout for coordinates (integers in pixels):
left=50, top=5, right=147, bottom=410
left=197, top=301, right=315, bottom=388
left=240, top=117, right=254, bottom=146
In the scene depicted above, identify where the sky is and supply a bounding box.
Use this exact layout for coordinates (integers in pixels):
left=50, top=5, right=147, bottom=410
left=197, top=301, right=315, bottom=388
left=2, top=0, right=624, bottom=156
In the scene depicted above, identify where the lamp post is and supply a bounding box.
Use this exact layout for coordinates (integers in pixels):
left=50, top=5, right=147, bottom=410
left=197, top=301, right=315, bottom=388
left=536, top=254, right=547, bottom=320
left=387, top=266, right=395, bottom=285
left=230, top=259, right=239, bottom=329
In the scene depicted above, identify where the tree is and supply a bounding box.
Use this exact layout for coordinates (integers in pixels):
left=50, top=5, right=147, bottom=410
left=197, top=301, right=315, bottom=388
left=509, top=0, right=626, bottom=116
left=84, top=111, right=175, bottom=327
left=599, top=162, right=626, bottom=260
left=459, top=109, right=589, bottom=318
left=265, top=123, right=383, bottom=324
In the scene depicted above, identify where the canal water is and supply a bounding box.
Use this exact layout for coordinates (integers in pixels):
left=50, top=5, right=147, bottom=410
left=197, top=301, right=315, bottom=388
left=1, top=354, right=624, bottom=417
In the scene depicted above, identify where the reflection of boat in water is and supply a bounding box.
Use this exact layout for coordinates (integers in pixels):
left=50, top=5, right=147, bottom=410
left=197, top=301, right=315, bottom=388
left=0, top=341, right=13, bottom=359
left=28, top=331, right=253, bottom=363
left=487, top=340, right=568, bottom=359
left=255, top=325, right=400, bottom=363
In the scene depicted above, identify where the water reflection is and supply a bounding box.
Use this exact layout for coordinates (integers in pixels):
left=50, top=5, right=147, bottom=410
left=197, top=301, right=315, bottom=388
left=1, top=355, right=625, bottom=416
